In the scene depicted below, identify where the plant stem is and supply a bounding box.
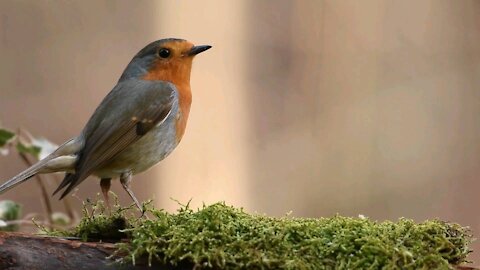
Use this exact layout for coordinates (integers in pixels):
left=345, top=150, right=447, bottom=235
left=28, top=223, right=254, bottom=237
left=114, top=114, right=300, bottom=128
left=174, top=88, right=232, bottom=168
left=4, top=219, right=64, bottom=230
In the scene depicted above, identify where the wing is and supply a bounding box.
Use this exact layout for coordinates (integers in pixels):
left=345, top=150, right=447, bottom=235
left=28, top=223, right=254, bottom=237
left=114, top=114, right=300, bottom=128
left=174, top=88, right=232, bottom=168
left=53, top=79, right=176, bottom=198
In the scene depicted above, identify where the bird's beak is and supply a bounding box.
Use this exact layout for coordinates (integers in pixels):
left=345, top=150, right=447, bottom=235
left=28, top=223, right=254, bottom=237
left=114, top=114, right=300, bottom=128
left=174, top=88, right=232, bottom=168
left=188, top=45, right=212, bottom=56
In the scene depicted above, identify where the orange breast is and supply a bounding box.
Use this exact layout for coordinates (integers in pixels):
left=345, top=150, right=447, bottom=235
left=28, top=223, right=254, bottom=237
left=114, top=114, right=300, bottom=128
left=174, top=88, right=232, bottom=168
left=142, top=57, right=193, bottom=143
left=174, top=83, right=192, bottom=143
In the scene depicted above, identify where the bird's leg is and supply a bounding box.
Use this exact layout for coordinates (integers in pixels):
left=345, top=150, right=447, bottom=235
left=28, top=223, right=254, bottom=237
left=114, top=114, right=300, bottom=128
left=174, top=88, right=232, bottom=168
left=120, top=171, right=143, bottom=214
left=100, top=178, right=111, bottom=212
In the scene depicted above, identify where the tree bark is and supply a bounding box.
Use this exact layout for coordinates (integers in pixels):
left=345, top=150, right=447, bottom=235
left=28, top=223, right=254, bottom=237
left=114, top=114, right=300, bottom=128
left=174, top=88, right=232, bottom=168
left=0, top=232, right=476, bottom=270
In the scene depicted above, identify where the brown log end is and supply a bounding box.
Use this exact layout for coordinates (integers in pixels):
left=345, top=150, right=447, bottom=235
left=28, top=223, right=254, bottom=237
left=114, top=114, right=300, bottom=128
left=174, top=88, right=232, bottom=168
left=0, top=232, right=171, bottom=270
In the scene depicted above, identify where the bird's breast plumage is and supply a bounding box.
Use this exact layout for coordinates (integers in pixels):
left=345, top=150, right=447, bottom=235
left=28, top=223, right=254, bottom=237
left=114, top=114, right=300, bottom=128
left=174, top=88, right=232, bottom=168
left=173, top=83, right=192, bottom=143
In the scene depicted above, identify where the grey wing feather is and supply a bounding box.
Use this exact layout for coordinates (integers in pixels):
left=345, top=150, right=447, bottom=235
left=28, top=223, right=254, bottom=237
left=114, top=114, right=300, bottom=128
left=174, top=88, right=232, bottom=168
left=53, top=79, right=176, bottom=198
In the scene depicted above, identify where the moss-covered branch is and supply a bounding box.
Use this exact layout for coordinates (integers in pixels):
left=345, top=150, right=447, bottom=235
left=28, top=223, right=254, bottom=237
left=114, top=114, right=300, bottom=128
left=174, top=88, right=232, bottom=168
left=44, top=200, right=474, bottom=270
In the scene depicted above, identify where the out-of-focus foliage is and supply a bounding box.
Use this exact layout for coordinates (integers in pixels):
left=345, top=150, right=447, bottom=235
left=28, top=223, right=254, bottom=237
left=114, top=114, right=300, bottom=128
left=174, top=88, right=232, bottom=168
left=31, top=137, right=58, bottom=160
left=16, top=141, right=41, bottom=159
left=0, top=200, right=21, bottom=231
left=0, top=125, right=69, bottom=231
left=51, top=212, right=72, bottom=227
left=0, top=128, right=15, bottom=156
left=0, top=128, right=15, bottom=147
left=0, top=127, right=58, bottom=160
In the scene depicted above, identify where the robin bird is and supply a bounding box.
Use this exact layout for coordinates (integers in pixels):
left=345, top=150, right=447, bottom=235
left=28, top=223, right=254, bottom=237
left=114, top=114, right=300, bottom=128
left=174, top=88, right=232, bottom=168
left=0, top=38, right=211, bottom=211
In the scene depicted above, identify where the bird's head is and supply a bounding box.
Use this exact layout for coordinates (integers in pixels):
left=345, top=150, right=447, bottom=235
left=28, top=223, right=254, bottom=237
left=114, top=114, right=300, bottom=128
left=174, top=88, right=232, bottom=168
left=120, top=38, right=211, bottom=85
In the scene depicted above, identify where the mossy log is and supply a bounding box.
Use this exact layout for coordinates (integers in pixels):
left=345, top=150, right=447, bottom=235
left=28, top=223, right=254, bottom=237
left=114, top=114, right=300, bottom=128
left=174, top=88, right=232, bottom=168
left=0, top=232, right=476, bottom=270
left=1, top=201, right=476, bottom=269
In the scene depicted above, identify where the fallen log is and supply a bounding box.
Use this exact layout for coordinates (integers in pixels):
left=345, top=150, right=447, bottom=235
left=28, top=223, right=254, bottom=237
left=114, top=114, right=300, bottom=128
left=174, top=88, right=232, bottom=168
left=0, top=232, right=170, bottom=270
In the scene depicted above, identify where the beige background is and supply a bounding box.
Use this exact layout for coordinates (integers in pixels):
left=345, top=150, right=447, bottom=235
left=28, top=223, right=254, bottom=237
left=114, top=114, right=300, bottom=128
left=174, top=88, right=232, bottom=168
left=1, top=0, right=480, bottom=263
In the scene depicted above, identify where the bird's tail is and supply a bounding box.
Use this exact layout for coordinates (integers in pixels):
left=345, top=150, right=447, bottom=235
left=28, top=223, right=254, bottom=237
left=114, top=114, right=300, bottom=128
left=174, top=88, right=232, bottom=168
left=0, top=160, right=48, bottom=194
left=0, top=138, right=81, bottom=196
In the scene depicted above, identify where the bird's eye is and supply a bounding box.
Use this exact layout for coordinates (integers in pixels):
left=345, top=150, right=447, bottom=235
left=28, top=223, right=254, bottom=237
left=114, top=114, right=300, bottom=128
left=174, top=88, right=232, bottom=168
left=158, top=48, right=171, bottom=58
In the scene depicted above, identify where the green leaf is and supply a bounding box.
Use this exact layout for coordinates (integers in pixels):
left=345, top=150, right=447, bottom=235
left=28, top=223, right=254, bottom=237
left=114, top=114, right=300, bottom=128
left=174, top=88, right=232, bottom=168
left=31, top=137, right=58, bottom=160
left=16, top=141, right=42, bottom=159
left=0, top=128, right=15, bottom=147
left=0, top=200, right=21, bottom=232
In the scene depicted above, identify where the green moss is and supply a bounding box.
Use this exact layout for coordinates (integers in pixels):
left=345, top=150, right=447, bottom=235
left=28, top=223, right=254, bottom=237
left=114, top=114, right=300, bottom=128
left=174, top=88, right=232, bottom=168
left=47, top=197, right=131, bottom=241
left=52, top=200, right=472, bottom=269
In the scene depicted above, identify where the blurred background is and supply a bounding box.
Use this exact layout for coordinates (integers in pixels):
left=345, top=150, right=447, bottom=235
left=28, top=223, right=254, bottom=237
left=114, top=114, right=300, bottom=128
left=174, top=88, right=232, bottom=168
left=0, top=0, right=480, bottom=262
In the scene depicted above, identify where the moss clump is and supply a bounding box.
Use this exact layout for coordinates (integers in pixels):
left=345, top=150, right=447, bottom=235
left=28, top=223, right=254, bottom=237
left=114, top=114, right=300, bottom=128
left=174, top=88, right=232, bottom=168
left=48, top=197, right=131, bottom=242
left=55, top=201, right=472, bottom=269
